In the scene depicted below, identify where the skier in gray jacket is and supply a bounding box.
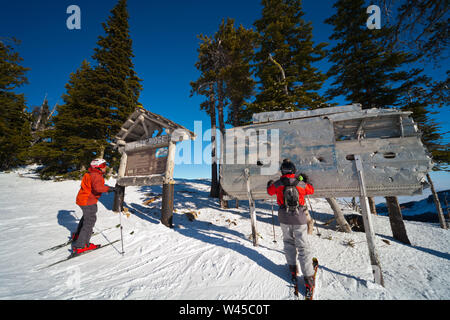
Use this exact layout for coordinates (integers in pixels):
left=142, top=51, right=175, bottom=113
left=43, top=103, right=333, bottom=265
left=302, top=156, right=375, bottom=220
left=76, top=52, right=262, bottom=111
left=267, top=159, right=316, bottom=293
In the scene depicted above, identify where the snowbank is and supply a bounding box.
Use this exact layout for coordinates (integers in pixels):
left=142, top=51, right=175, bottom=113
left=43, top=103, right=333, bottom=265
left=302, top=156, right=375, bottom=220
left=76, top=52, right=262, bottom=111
left=0, top=166, right=449, bottom=300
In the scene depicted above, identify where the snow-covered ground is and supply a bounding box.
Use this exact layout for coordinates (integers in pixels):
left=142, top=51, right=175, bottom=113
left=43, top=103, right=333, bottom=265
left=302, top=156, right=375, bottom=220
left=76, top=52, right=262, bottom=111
left=0, top=166, right=449, bottom=300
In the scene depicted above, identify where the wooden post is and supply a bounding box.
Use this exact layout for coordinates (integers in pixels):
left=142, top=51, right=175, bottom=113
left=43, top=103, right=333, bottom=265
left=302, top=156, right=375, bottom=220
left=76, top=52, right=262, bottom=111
left=113, top=185, right=125, bottom=213
left=368, top=197, right=377, bottom=215
left=244, top=168, right=259, bottom=247
left=355, top=155, right=384, bottom=287
left=326, top=197, right=352, bottom=233
left=161, top=183, right=174, bottom=228
left=114, top=146, right=127, bottom=213
left=161, top=135, right=176, bottom=228
left=385, top=196, right=411, bottom=245
left=426, top=173, right=448, bottom=229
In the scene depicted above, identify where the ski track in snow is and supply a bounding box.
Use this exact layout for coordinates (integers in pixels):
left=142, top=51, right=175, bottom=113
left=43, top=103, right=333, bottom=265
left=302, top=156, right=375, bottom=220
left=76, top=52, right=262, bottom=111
left=0, top=166, right=449, bottom=300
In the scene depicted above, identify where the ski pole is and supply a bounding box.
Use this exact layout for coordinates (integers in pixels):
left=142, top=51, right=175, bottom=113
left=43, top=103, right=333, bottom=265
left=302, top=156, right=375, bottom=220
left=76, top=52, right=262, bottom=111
left=306, top=195, right=321, bottom=236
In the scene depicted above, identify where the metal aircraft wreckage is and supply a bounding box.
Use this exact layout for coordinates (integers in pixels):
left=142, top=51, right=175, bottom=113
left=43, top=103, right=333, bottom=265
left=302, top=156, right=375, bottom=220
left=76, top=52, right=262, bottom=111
left=220, top=104, right=433, bottom=286
left=221, top=103, right=433, bottom=200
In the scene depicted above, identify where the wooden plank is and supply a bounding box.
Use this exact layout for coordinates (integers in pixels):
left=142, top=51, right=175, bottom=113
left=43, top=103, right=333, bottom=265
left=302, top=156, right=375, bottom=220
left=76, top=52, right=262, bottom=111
left=118, top=175, right=165, bottom=187
left=124, top=135, right=170, bottom=153
left=164, top=138, right=176, bottom=184
left=244, top=168, right=259, bottom=247
left=118, top=152, right=128, bottom=178
left=355, top=154, right=384, bottom=287
left=252, top=104, right=362, bottom=123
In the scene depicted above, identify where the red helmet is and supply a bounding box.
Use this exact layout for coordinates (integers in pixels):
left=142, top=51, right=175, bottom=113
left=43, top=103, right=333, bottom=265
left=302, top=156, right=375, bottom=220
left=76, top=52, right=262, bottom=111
left=90, top=159, right=107, bottom=169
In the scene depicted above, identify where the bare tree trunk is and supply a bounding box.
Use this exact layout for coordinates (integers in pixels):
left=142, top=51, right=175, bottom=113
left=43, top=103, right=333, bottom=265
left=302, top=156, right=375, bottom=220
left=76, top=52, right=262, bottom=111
left=368, top=197, right=377, bottom=215
left=385, top=196, right=411, bottom=244
left=444, top=195, right=450, bottom=220
left=351, top=197, right=358, bottom=211
left=217, top=80, right=228, bottom=209
left=32, top=95, right=47, bottom=132
left=98, top=145, right=105, bottom=159
left=209, top=85, right=219, bottom=198
left=268, top=54, right=288, bottom=96
left=31, top=97, right=57, bottom=146
left=326, top=197, right=352, bottom=233
left=426, top=173, right=448, bottom=229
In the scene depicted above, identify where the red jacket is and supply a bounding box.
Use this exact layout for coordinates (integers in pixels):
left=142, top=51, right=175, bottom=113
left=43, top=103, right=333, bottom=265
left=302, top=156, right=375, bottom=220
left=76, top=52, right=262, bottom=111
left=267, top=174, right=314, bottom=207
left=76, top=167, right=110, bottom=206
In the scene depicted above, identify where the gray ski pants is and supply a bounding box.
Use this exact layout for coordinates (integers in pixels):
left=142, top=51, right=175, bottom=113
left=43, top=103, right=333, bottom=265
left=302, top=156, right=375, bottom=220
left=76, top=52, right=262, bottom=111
left=73, top=204, right=97, bottom=248
left=280, top=223, right=315, bottom=277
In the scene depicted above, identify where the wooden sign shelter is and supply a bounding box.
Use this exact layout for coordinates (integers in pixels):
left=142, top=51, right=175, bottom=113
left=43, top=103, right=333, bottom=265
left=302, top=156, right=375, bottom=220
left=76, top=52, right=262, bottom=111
left=112, top=106, right=195, bottom=227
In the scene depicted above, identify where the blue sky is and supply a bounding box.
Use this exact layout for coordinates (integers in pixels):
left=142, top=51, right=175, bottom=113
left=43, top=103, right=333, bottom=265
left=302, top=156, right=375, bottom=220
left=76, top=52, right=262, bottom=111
left=1, top=0, right=448, bottom=186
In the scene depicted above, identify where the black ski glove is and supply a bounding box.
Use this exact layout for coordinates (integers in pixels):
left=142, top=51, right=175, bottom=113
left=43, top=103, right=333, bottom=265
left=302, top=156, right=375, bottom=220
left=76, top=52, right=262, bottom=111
left=107, top=186, right=117, bottom=193
left=267, top=180, right=274, bottom=188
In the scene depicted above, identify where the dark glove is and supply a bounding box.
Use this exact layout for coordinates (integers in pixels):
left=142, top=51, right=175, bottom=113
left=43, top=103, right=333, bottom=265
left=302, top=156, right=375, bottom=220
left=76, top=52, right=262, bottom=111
left=267, top=180, right=274, bottom=188
left=107, top=186, right=117, bottom=193
left=298, top=174, right=309, bottom=183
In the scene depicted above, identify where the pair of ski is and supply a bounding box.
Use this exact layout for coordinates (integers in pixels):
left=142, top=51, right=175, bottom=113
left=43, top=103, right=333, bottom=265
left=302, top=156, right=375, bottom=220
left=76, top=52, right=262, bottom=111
left=292, top=258, right=319, bottom=300
left=38, top=224, right=121, bottom=255
left=37, top=224, right=124, bottom=270
left=39, top=240, right=121, bottom=270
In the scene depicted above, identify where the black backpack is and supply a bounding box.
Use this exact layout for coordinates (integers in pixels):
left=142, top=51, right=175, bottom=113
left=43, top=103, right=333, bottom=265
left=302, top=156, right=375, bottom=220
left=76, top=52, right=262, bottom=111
left=283, top=180, right=300, bottom=212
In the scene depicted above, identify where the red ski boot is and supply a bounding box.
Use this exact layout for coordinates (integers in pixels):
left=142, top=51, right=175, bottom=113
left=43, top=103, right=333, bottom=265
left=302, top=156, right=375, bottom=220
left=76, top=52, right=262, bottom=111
left=72, top=243, right=100, bottom=256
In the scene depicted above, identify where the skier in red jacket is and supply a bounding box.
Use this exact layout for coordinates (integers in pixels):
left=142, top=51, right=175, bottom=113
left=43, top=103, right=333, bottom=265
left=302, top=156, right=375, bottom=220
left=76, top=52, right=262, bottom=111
left=72, top=159, right=116, bottom=255
left=267, top=159, right=316, bottom=296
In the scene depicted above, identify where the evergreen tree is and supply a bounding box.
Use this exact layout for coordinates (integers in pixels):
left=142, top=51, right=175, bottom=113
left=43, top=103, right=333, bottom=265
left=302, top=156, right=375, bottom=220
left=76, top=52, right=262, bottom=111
left=325, top=0, right=419, bottom=109
left=0, top=39, right=32, bottom=171
left=398, top=75, right=449, bottom=169
left=32, top=0, right=142, bottom=178
left=91, top=0, right=142, bottom=162
left=191, top=34, right=221, bottom=197
left=216, top=19, right=258, bottom=127
left=251, top=0, right=328, bottom=114
left=191, top=20, right=257, bottom=198
left=376, top=0, right=449, bottom=63
left=326, top=0, right=448, bottom=169
left=31, top=61, right=105, bottom=179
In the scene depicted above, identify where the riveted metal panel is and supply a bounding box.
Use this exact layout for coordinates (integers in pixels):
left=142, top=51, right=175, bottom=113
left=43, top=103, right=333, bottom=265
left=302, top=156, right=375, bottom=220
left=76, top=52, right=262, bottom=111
left=221, top=106, right=433, bottom=200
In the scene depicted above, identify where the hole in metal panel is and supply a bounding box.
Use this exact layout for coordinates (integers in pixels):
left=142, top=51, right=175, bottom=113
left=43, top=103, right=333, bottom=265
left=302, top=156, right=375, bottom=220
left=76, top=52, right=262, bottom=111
left=383, top=152, right=396, bottom=159
left=346, top=155, right=355, bottom=161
